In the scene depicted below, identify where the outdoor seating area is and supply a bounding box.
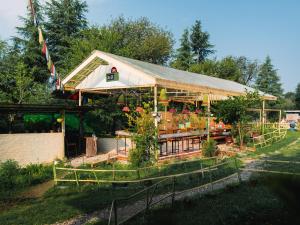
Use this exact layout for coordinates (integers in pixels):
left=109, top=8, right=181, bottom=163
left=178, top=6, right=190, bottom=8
left=60, top=50, right=276, bottom=161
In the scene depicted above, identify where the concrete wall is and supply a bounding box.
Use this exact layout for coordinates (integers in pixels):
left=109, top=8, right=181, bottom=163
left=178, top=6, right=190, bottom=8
left=97, top=137, right=133, bottom=154
left=0, top=132, right=64, bottom=166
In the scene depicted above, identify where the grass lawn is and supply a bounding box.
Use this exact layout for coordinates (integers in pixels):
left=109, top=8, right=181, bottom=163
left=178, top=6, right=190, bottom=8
left=125, top=131, right=300, bottom=225
left=0, top=131, right=299, bottom=225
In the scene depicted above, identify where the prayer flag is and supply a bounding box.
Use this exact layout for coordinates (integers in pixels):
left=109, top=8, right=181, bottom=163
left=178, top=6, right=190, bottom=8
left=42, top=42, right=47, bottom=55
left=38, top=27, right=44, bottom=44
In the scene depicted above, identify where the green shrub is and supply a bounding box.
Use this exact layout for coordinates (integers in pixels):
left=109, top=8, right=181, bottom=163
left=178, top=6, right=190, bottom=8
left=0, top=160, right=22, bottom=191
left=0, top=160, right=52, bottom=199
left=202, top=139, right=217, bottom=157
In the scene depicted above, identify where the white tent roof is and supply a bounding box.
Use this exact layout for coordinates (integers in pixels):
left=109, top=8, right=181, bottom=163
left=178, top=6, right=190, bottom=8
left=62, top=50, right=276, bottom=101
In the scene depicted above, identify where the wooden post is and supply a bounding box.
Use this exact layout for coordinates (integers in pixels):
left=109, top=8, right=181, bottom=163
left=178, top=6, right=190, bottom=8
left=78, top=111, right=83, bottom=156
left=209, top=166, right=213, bottom=191
left=79, top=90, right=82, bottom=106
left=172, top=176, right=176, bottom=208
left=53, top=161, right=57, bottom=185
left=74, top=171, right=79, bottom=186
left=262, top=100, right=265, bottom=134
left=207, top=94, right=211, bottom=141
left=146, top=188, right=150, bottom=212
left=235, top=158, right=241, bottom=183
left=154, top=85, right=158, bottom=161
left=113, top=200, right=118, bottom=225
left=154, top=85, right=158, bottom=128
left=279, top=110, right=282, bottom=133
left=113, top=164, right=115, bottom=180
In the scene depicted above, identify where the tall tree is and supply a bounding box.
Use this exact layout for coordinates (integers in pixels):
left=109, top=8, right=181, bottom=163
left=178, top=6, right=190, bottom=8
left=282, top=91, right=296, bottom=110
left=235, top=56, right=259, bottom=86
left=64, top=17, right=174, bottom=75
left=190, top=20, right=214, bottom=63
left=14, top=0, right=49, bottom=83
left=44, top=0, right=88, bottom=73
left=295, top=83, right=300, bottom=109
left=171, top=29, right=193, bottom=71
left=256, top=56, right=283, bottom=97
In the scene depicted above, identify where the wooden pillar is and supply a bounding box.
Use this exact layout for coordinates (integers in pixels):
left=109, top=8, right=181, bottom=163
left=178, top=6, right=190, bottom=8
left=262, top=100, right=265, bottom=134
left=78, top=111, right=83, bottom=155
left=207, top=95, right=211, bottom=141
left=61, top=110, right=65, bottom=136
left=154, top=85, right=158, bottom=128
left=279, top=110, right=282, bottom=132
left=79, top=90, right=82, bottom=106
left=61, top=110, right=66, bottom=157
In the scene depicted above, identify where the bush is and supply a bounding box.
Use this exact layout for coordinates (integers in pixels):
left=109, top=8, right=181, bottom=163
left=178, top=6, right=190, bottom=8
left=202, top=139, right=217, bottom=157
left=0, top=160, right=53, bottom=199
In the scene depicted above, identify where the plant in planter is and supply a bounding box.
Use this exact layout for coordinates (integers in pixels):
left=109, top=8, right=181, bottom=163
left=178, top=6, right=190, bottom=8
left=127, top=106, right=158, bottom=167
left=202, top=139, right=217, bottom=157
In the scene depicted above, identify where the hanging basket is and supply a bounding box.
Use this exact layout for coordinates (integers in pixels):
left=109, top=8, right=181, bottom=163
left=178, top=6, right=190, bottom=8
left=159, top=89, right=169, bottom=106
left=202, top=94, right=209, bottom=107
left=135, top=106, right=144, bottom=113
left=182, top=108, right=190, bottom=114
left=117, top=94, right=125, bottom=105
left=169, top=108, right=177, bottom=114
left=122, top=106, right=130, bottom=113
left=195, top=109, right=202, bottom=114
left=57, top=118, right=63, bottom=123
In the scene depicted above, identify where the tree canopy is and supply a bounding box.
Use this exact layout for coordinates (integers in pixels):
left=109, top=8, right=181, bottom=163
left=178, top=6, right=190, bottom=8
left=190, top=20, right=215, bottom=63
left=63, top=17, right=174, bottom=75
left=171, top=28, right=193, bottom=71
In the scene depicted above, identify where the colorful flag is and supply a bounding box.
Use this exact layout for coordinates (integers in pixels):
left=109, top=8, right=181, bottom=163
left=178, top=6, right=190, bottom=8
left=50, top=64, right=56, bottom=77
left=47, top=58, right=52, bottom=70
left=45, top=47, right=49, bottom=61
left=42, top=42, right=47, bottom=55
left=38, top=27, right=44, bottom=44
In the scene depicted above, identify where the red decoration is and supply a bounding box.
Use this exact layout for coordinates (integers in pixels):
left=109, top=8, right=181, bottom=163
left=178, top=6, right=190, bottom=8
left=182, top=108, right=190, bottom=114
left=135, top=106, right=143, bottom=113
left=111, top=67, right=118, bottom=73
left=69, top=92, right=79, bottom=100
left=169, top=108, right=177, bottom=114
left=122, top=106, right=130, bottom=113
left=195, top=109, right=201, bottom=114
left=42, top=42, right=47, bottom=55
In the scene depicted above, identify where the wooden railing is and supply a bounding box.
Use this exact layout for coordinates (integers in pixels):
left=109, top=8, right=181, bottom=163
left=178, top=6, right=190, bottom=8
left=253, top=128, right=287, bottom=148
left=53, top=156, right=219, bottom=185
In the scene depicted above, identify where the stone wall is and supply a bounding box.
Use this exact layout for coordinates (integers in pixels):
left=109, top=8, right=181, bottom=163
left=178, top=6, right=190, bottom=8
left=0, top=132, right=64, bottom=166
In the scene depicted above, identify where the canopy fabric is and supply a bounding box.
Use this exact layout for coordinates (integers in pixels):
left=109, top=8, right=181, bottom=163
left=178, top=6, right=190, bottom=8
left=62, top=50, right=276, bottom=101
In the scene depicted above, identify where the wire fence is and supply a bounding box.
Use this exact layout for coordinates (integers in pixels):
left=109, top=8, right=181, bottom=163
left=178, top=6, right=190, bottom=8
left=253, top=128, right=287, bottom=148
left=107, top=158, right=241, bottom=225
left=108, top=158, right=300, bottom=225
left=53, top=156, right=220, bottom=185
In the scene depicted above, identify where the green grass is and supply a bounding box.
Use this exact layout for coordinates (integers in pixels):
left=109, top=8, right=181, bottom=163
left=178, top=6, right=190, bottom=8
left=126, top=179, right=300, bottom=225
left=125, top=131, right=300, bottom=225
left=1, top=131, right=298, bottom=225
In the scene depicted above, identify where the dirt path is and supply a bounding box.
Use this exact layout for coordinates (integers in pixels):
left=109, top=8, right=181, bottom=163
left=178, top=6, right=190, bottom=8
left=52, top=138, right=300, bottom=225
left=19, top=180, right=55, bottom=199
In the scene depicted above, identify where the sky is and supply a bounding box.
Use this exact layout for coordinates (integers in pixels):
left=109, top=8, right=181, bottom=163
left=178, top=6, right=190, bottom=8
left=0, top=0, right=299, bottom=92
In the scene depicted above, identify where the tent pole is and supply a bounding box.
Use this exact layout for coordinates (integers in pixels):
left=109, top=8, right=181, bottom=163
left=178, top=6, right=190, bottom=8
left=79, top=90, right=82, bottom=106
left=154, top=85, right=158, bottom=128
left=262, top=100, right=265, bottom=134
left=207, top=95, right=210, bottom=141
